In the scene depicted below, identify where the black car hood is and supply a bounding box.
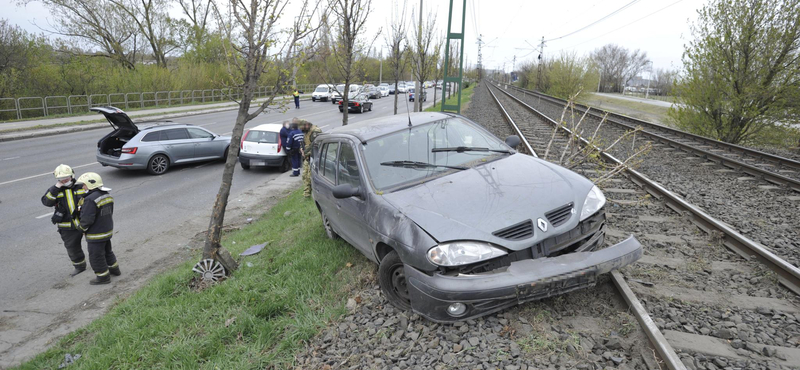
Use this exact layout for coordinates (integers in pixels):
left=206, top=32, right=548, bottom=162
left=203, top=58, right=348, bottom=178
left=90, top=106, right=138, bottom=133
left=381, top=154, right=594, bottom=250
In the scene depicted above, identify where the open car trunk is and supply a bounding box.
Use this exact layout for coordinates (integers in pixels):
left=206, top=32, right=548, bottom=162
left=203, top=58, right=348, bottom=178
left=91, top=107, right=139, bottom=157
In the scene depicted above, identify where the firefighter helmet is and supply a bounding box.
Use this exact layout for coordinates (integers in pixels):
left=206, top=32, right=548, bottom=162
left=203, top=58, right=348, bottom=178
left=76, top=172, right=105, bottom=190
left=53, top=164, right=74, bottom=180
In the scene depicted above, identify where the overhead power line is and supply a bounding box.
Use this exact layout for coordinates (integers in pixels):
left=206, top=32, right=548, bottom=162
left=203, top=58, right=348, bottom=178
left=544, top=0, right=641, bottom=42
left=559, top=0, right=686, bottom=52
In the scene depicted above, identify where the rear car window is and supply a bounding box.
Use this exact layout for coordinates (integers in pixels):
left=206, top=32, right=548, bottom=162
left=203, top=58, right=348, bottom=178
left=163, top=128, right=189, bottom=140
left=321, top=142, right=339, bottom=183
left=142, top=131, right=161, bottom=142
left=244, top=130, right=278, bottom=143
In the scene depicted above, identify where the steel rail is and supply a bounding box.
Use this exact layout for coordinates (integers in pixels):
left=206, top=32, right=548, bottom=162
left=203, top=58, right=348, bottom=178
left=485, top=85, right=537, bottom=157
left=485, top=83, right=687, bottom=370
left=491, top=82, right=800, bottom=296
left=509, top=85, right=800, bottom=177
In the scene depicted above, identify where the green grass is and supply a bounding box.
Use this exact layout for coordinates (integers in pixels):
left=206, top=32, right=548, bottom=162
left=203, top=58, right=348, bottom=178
left=425, top=84, right=476, bottom=112
left=579, top=93, right=672, bottom=126
left=14, top=190, right=371, bottom=370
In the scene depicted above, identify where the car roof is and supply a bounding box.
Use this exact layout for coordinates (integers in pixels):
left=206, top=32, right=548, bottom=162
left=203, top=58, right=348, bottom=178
left=325, top=112, right=456, bottom=142
left=140, top=123, right=200, bottom=131
left=249, top=123, right=283, bottom=132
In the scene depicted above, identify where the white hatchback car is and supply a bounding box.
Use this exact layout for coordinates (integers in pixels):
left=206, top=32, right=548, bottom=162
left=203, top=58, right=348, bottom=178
left=378, top=86, right=390, bottom=97
left=238, top=123, right=290, bottom=171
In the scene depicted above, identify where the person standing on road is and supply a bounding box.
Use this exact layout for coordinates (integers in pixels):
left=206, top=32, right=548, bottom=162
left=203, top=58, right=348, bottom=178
left=286, top=122, right=305, bottom=177
left=279, top=120, right=291, bottom=151
left=296, top=118, right=322, bottom=197
left=293, top=89, right=301, bottom=109
left=75, top=172, right=120, bottom=285
left=42, top=164, right=88, bottom=277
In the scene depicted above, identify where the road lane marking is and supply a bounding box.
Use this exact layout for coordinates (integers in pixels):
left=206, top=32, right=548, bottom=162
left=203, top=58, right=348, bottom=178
left=2, top=156, right=21, bottom=161
left=35, top=213, right=52, bottom=219
left=0, top=162, right=99, bottom=187
left=320, top=125, right=330, bottom=129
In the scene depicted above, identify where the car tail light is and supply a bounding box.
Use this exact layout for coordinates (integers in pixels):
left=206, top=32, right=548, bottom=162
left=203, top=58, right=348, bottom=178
left=121, top=147, right=137, bottom=154
left=355, top=102, right=359, bottom=106
left=241, top=130, right=250, bottom=150
left=277, top=139, right=282, bottom=153
left=338, top=101, right=343, bottom=105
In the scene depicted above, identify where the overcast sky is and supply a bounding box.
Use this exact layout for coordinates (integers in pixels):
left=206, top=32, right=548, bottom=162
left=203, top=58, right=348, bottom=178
left=2, top=0, right=706, bottom=74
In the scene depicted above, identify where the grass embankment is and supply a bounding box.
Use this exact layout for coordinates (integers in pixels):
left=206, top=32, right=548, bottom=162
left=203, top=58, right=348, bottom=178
left=15, top=191, right=371, bottom=370
left=425, top=84, right=476, bottom=112
left=578, top=93, right=672, bottom=126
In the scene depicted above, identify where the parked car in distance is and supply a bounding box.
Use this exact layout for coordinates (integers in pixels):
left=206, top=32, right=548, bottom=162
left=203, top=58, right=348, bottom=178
left=397, top=84, right=408, bottom=93
left=408, top=88, right=427, bottom=102
left=311, top=112, right=641, bottom=322
left=388, top=85, right=397, bottom=94
left=423, top=81, right=433, bottom=88
left=378, top=86, right=390, bottom=97
left=364, top=83, right=375, bottom=89
left=378, top=83, right=389, bottom=87
left=92, top=106, right=231, bottom=175
left=338, top=93, right=373, bottom=113
left=331, top=84, right=362, bottom=104
left=364, top=87, right=382, bottom=99
left=238, top=123, right=290, bottom=171
left=436, top=80, right=444, bottom=89
left=312, top=84, right=334, bottom=102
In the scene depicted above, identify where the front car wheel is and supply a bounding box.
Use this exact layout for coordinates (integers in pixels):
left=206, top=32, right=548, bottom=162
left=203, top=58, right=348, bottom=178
left=378, top=250, right=412, bottom=311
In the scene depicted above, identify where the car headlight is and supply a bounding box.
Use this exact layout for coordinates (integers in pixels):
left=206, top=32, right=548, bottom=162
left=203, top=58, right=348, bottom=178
left=427, top=241, right=507, bottom=267
left=580, top=185, right=606, bottom=221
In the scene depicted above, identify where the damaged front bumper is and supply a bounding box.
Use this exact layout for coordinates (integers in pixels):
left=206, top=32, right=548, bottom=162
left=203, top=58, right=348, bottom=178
left=405, top=235, right=642, bottom=323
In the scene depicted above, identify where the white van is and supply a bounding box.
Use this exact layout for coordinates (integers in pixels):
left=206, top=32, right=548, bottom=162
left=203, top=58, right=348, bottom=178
left=331, top=84, right=362, bottom=104
left=312, top=84, right=334, bottom=102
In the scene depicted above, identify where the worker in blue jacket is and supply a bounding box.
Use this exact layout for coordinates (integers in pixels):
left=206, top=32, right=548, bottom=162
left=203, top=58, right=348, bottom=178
left=285, top=122, right=305, bottom=177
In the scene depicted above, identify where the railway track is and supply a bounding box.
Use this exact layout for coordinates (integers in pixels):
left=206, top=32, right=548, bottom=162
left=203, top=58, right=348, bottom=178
left=484, top=82, right=800, bottom=370
left=504, top=84, right=800, bottom=192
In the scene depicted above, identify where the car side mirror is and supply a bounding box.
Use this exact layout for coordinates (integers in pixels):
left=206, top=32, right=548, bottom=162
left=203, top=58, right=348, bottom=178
left=505, top=135, right=521, bottom=148
left=332, top=184, right=360, bottom=199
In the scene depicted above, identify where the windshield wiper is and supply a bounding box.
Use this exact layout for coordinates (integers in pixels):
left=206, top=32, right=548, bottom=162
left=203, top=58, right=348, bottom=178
left=380, top=160, right=468, bottom=170
left=431, top=146, right=512, bottom=154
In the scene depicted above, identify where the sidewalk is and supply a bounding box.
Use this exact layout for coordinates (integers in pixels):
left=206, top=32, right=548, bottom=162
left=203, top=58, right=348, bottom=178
left=0, top=95, right=310, bottom=142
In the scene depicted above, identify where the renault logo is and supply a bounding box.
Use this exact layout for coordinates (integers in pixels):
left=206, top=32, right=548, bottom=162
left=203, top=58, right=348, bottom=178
left=537, top=218, right=548, bottom=232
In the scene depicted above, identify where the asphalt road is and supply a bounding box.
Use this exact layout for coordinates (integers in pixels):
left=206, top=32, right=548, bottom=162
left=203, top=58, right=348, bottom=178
left=0, top=89, right=436, bottom=365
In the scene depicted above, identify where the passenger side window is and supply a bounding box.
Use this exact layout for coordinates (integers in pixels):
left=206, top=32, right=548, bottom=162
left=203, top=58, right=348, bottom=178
left=141, top=132, right=161, bottom=142
left=337, top=143, right=361, bottom=188
left=187, top=128, right=214, bottom=139
left=163, top=128, right=189, bottom=140
left=321, top=142, right=339, bottom=183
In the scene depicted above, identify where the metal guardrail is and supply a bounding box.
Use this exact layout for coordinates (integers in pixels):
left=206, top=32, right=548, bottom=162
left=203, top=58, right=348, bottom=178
left=0, top=83, right=385, bottom=122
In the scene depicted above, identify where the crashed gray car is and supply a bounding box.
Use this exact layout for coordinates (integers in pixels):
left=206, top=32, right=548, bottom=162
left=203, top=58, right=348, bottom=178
left=311, top=112, right=641, bottom=322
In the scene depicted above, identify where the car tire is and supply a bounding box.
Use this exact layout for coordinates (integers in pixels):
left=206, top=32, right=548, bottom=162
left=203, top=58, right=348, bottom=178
left=359, top=105, right=364, bottom=113
left=147, top=154, right=170, bottom=175
left=378, top=250, right=412, bottom=311
left=279, top=157, right=290, bottom=172
left=222, top=147, right=229, bottom=161
left=312, top=97, right=316, bottom=102
left=320, top=210, right=339, bottom=240
left=368, top=104, right=372, bottom=111
left=240, top=162, right=251, bottom=170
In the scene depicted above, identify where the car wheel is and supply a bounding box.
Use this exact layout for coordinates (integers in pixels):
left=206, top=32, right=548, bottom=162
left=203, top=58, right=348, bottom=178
left=312, top=97, right=316, bottom=102
left=147, top=154, right=170, bottom=175
left=359, top=105, right=364, bottom=113
left=320, top=210, right=339, bottom=240
left=368, top=104, right=372, bottom=111
left=279, top=157, right=290, bottom=172
left=222, top=147, right=229, bottom=160
left=378, top=250, right=412, bottom=311
left=240, top=162, right=251, bottom=170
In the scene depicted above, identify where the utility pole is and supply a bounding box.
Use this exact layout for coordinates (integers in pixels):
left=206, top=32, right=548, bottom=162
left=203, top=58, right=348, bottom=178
left=645, top=61, right=653, bottom=99
left=476, top=34, right=483, bottom=81
left=512, top=55, right=516, bottom=83
left=536, top=36, right=545, bottom=90
left=414, top=0, right=423, bottom=112
left=379, top=48, right=383, bottom=85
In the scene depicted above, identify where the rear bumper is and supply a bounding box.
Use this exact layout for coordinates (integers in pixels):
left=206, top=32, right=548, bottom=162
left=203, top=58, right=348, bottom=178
left=312, top=95, right=329, bottom=101
left=238, top=152, right=285, bottom=167
left=405, top=235, right=642, bottom=323
left=96, top=153, right=146, bottom=170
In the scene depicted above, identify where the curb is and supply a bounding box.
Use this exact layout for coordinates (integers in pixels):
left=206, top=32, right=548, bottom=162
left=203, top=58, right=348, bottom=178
left=0, top=97, right=313, bottom=143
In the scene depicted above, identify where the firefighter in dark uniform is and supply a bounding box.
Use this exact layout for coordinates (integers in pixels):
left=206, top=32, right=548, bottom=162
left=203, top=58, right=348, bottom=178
left=41, top=164, right=88, bottom=276
left=76, top=172, right=120, bottom=285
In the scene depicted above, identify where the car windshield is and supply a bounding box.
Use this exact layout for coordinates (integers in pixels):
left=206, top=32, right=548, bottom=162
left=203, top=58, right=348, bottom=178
left=363, top=117, right=510, bottom=191
left=315, top=87, right=329, bottom=92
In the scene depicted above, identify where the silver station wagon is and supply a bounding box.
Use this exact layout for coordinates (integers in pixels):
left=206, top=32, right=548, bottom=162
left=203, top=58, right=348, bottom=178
left=311, top=112, right=642, bottom=322
left=92, top=107, right=231, bottom=175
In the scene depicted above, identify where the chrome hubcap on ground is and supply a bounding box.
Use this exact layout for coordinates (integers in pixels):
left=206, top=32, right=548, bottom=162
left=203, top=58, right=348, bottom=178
left=192, top=259, right=226, bottom=281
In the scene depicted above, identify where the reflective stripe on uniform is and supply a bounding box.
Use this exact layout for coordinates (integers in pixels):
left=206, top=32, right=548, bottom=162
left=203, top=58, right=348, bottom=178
left=57, top=222, right=72, bottom=228
left=75, top=189, right=86, bottom=195
left=45, top=192, right=56, bottom=200
left=86, top=230, right=113, bottom=240
left=73, top=259, right=86, bottom=265
left=73, top=217, right=81, bottom=229
left=65, top=189, right=76, bottom=214
left=109, top=262, right=118, bottom=268
left=95, top=197, right=114, bottom=207
left=57, top=193, right=65, bottom=198
left=96, top=270, right=109, bottom=276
